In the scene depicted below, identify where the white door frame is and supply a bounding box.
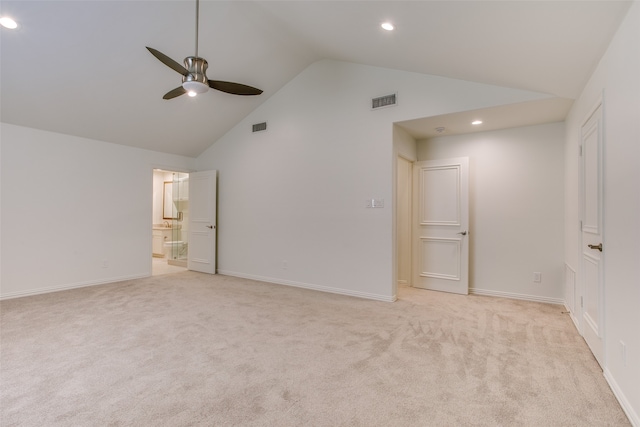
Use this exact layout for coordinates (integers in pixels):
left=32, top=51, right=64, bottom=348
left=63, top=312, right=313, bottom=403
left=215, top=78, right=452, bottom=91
left=150, top=166, right=193, bottom=274
left=396, top=155, right=414, bottom=289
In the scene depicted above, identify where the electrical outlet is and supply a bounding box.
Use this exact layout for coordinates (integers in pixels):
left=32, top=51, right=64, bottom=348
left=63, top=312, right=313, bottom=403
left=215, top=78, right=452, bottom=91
left=621, top=341, right=627, bottom=366
left=533, top=272, right=541, bottom=283
left=282, top=260, right=288, bottom=270
left=102, top=259, right=109, bottom=268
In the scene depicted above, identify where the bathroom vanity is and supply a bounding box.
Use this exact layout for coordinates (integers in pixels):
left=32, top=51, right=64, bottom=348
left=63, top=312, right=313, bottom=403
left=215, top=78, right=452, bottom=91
left=152, top=227, right=173, bottom=257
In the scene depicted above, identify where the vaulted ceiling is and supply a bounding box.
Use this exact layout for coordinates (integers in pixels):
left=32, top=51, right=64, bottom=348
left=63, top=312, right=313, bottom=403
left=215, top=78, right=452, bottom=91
left=0, top=1, right=632, bottom=157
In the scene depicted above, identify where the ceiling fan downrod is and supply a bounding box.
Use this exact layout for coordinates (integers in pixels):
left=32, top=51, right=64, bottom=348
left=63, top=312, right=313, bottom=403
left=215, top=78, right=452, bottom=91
left=194, top=0, right=199, bottom=58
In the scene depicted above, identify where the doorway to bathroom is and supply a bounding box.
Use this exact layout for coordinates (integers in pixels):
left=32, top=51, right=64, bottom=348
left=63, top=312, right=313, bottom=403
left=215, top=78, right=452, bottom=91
left=152, top=169, right=189, bottom=275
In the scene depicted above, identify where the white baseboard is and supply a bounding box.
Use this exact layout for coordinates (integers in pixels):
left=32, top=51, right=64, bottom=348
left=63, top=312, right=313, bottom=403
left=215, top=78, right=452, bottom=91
left=217, top=270, right=396, bottom=302
left=469, top=287, right=564, bottom=305
left=604, top=368, right=639, bottom=426
left=0, top=273, right=149, bottom=301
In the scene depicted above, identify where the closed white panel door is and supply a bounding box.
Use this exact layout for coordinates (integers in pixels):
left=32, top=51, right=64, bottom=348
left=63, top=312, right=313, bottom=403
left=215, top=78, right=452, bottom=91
left=188, top=170, right=217, bottom=274
left=413, top=158, right=469, bottom=295
left=581, top=104, right=604, bottom=367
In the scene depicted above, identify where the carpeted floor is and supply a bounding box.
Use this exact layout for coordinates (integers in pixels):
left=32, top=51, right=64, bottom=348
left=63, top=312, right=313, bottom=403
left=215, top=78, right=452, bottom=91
left=0, top=272, right=630, bottom=426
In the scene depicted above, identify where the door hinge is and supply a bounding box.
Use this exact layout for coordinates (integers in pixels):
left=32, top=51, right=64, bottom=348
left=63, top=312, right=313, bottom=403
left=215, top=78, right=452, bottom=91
left=579, top=145, right=583, bottom=156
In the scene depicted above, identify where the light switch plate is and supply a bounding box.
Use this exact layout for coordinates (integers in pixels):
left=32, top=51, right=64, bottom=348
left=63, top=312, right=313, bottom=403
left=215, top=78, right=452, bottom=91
left=366, top=199, right=384, bottom=208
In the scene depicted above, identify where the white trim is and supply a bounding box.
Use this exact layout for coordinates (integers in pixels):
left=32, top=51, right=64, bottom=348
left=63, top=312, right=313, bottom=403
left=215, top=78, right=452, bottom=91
left=470, top=287, right=564, bottom=305
left=604, top=368, right=639, bottom=427
left=397, top=152, right=416, bottom=163
left=151, top=164, right=194, bottom=174
left=217, top=270, right=396, bottom=303
left=0, top=273, right=149, bottom=300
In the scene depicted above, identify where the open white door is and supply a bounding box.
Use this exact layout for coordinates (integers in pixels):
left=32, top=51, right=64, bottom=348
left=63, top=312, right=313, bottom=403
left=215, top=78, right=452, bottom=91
left=188, top=170, right=217, bottom=274
left=580, top=103, right=604, bottom=367
left=413, top=157, right=469, bottom=295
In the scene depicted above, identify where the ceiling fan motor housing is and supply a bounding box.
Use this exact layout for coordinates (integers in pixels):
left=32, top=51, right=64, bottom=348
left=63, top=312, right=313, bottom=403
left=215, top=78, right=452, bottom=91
left=182, top=56, right=209, bottom=94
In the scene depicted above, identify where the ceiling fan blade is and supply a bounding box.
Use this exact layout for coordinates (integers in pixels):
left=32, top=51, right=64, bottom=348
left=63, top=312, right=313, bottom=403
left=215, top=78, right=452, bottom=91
left=146, top=47, right=189, bottom=76
left=163, top=86, right=187, bottom=100
left=209, top=80, right=263, bottom=96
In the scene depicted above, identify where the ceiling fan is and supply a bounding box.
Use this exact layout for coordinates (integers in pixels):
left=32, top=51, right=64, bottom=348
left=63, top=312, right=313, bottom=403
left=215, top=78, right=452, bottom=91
left=146, top=0, right=263, bottom=100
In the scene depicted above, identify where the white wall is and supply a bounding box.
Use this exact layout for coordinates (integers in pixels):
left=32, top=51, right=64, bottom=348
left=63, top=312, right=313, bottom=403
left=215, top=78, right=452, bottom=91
left=416, top=123, right=565, bottom=302
left=565, top=1, right=640, bottom=423
left=196, top=59, right=555, bottom=301
left=393, top=124, right=417, bottom=162
left=0, top=123, right=196, bottom=298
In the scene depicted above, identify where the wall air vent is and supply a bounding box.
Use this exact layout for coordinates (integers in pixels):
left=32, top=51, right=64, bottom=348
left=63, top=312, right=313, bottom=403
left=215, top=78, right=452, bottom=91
left=371, top=93, right=397, bottom=110
left=252, top=122, right=267, bottom=133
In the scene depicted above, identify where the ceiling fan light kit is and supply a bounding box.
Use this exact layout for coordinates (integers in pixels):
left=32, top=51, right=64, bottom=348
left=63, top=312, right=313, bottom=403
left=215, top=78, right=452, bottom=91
left=146, top=0, right=262, bottom=100
left=183, top=81, right=208, bottom=96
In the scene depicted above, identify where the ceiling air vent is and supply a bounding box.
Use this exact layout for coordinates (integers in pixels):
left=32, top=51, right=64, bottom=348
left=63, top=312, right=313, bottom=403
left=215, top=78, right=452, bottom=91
left=371, top=93, right=397, bottom=110
left=252, top=122, right=267, bottom=133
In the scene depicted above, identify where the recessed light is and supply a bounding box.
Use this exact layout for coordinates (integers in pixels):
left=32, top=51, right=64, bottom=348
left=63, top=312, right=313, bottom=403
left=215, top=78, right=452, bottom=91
left=0, top=16, right=18, bottom=29
left=471, top=120, right=483, bottom=125
left=381, top=22, right=394, bottom=31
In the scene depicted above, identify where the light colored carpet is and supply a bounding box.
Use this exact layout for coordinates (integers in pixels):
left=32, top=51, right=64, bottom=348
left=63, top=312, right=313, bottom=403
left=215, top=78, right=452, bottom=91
left=0, top=272, right=630, bottom=426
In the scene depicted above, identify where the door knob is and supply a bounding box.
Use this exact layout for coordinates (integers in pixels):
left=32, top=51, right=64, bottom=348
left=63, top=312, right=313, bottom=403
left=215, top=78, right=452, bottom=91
left=457, top=231, right=468, bottom=236
left=588, top=243, right=603, bottom=252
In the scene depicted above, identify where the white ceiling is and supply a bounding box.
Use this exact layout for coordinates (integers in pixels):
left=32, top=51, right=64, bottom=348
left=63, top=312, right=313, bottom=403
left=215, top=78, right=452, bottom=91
left=396, top=97, right=575, bottom=140
left=0, top=1, right=632, bottom=157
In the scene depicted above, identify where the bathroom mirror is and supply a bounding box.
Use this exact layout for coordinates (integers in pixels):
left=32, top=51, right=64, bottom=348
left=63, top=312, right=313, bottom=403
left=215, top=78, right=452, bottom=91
left=163, top=181, right=177, bottom=219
